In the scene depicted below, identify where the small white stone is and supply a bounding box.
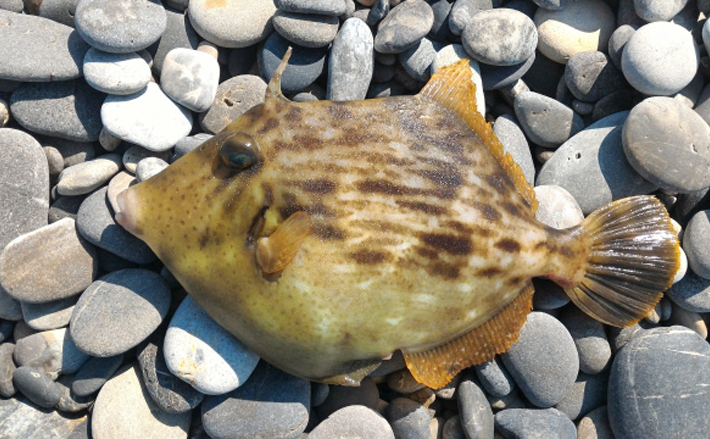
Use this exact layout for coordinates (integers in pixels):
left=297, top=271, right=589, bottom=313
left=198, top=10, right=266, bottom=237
left=56, top=153, right=123, bottom=196
left=161, top=48, right=220, bottom=112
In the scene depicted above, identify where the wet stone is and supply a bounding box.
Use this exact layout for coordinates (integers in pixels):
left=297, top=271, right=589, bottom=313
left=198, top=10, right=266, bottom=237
left=56, top=153, right=123, bottom=196
left=327, top=17, right=374, bottom=101
left=373, top=0, right=434, bottom=54
left=386, top=397, right=432, bottom=439
left=13, top=327, right=90, bottom=375
left=273, top=11, right=339, bottom=49
left=682, top=210, right=710, bottom=279
left=13, top=365, right=62, bottom=408
left=462, top=8, right=537, bottom=67
left=72, top=353, right=124, bottom=397
left=564, top=51, right=628, bottom=103
left=161, top=48, right=220, bottom=113
left=83, top=48, right=152, bottom=96
left=308, top=405, right=395, bottom=439
left=495, top=408, right=576, bottom=439
left=514, top=91, right=584, bottom=148
left=260, top=32, right=328, bottom=95
left=188, top=0, right=276, bottom=48
left=457, top=378, right=494, bottom=439
left=21, top=296, right=78, bottom=331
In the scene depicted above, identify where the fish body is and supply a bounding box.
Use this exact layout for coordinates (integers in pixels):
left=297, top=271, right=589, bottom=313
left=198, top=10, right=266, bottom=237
left=117, top=55, right=680, bottom=387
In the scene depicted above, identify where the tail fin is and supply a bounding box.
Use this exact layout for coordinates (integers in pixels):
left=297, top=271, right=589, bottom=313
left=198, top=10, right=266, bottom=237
left=565, top=196, right=680, bottom=327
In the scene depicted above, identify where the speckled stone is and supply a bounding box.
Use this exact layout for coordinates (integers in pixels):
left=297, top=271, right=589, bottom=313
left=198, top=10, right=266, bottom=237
left=608, top=24, right=636, bottom=70
left=474, top=358, right=515, bottom=398
left=448, top=0, right=494, bottom=36
left=0, top=396, right=88, bottom=437
left=13, top=365, right=63, bottom=408
left=327, top=17, right=374, bottom=101
left=56, top=153, right=122, bottom=196
left=534, top=185, right=584, bottom=229
left=559, top=306, right=612, bottom=375
left=135, top=157, right=169, bottom=182
left=457, top=378, right=495, bottom=439
left=513, top=91, right=584, bottom=148
left=564, top=51, right=628, bottom=103
left=309, top=405, right=395, bottom=439
left=374, top=0, right=434, bottom=54
left=188, top=0, right=276, bottom=48
left=495, top=408, right=576, bottom=439
left=199, top=75, right=267, bottom=134
left=462, top=8, right=537, bottom=66
left=161, top=48, right=220, bottom=112
left=386, top=397, right=432, bottom=439
left=0, top=342, right=16, bottom=397
left=275, top=0, right=347, bottom=15
left=83, top=48, right=152, bottom=95
left=554, top=372, right=608, bottom=421
left=37, top=0, right=80, bottom=27
left=121, top=145, right=171, bottom=174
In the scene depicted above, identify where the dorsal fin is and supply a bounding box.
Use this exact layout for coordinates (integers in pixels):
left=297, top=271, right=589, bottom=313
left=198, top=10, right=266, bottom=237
left=419, top=60, right=537, bottom=212
left=265, top=46, right=292, bottom=101
left=403, top=282, right=533, bottom=389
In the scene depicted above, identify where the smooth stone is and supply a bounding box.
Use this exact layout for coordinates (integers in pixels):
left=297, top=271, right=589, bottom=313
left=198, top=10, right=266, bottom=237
left=386, top=397, right=432, bottom=439
left=514, top=91, right=584, bottom=147
left=188, top=0, right=276, bottom=48
left=76, top=187, right=157, bottom=263
left=674, top=72, right=704, bottom=108
left=0, top=396, right=88, bottom=437
left=72, top=353, right=123, bottom=397
left=311, top=382, right=330, bottom=407
left=493, top=114, right=534, bottom=184
left=37, top=0, right=80, bottom=27
left=44, top=146, right=65, bottom=179
left=559, top=306, right=611, bottom=375
left=684, top=210, right=710, bottom=279
left=275, top=0, right=347, bottom=15
left=316, top=377, right=380, bottom=419
left=501, top=312, right=579, bottom=407
left=12, top=320, right=36, bottom=342
left=537, top=111, right=657, bottom=214
left=0, top=342, right=16, bottom=397
left=13, top=328, right=90, bottom=375
left=448, top=0, right=494, bottom=36
left=10, top=80, right=104, bottom=142
left=161, top=48, right=220, bottom=113
left=41, top=136, right=96, bottom=167
left=592, top=89, right=638, bottom=121
left=634, top=0, right=688, bottom=22
left=199, top=75, right=267, bottom=133
left=0, top=0, right=23, bottom=12
left=374, top=0, right=435, bottom=54
left=495, top=408, right=576, bottom=439
left=164, top=296, right=260, bottom=395
left=309, top=405, right=395, bottom=439
left=13, top=365, right=62, bottom=408
left=479, top=52, right=535, bottom=90
left=149, top=7, right=199, bottom=75
left=0, top=10, right=89, bottom=81
left=666, top=269, right=710, bottom=312
left=135, top=157, right=169, bottom=182
left=102, top=82, right=193, bottom=152
left=92, top=363, right=192, bottom=439
left=457, top=378, right=495, bottom=438
left=0, top=320, right=13, bottom=343
left=70, top=268, right=171, bottom=357
left=427, top=0, right=453, bottom=41
left=327, top=17, right=374, bottom=101
left=621, top=22, right=698, bottom=96
left=21, top=296, right=78, bottom=331
left=623, top=97, right=710, bottom=193
left=201, top=361, right=310, bottom=438
left=122, top=145, right=171, bottom=174
left=0, top=288, right=22, bottom=321
left=83, top=48, right=151, bottom=95
left=534, top=0, right=616, bottom=64
left=668, top=305, right=708, bottom=338
left=387, top=369, right=425, bottom=394
left=138, top=336, right=205, bottom=413
left=607, top=24, right=636, bottom=71
left=577, top=405, right=615, bottom=439
left=0, top=218, right=97, bottom=304
left=564, top=51, right=627, bottom=103
left=532, top=0, right=569, bottom=9
left=534, top=185, right=584, bottom=229
left=172, top=133, right=213, bottom=162
left=259, top=32, right=327, bottom=94
left=431, top=44, right=485, bottom=115
left=554, top=372, right=608, bottom=421
left=56, top=153, right=122, bottom=196
left=462, top=8, right=537, bottom=67
left=366, top=0, right=389, bottom=25
left=75, top=0, right=166, bottom=53
left=273, top=11, right=339, bottom=49
left=474, top=357, right=515, bottom=398
left=106, top=171, right=135, bottom=214
left=608, top=326, right=710, bottom=439
left=399, top=38, right=440, bottom=83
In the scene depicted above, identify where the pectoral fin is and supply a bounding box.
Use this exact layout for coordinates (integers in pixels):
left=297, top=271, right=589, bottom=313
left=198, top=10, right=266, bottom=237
left=256, top=211, right=311, bottom=273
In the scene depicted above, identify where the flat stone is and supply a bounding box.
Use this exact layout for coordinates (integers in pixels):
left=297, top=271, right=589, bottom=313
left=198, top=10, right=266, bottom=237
left=564, top=51, right=628, bottom=103
left=55, top=373, right=96, bottom=413
left=559, top=306, right=611, bottom=375
left=161, top=48, right=220, bottom=112
left=0, top=0, right=23, bottom=12
left=0, top=10, right=88, bottom=81
left=427, top=0, right=453, bottom=41
left=273, top=11, right=339, bottom=48
left=462, top=8, right=537, bottom=67
left=374, top=0, right=434, bottom=54
left=327, top=17, right=374, bottom=101
left=0, top=287, right=22, bottom=321
left=21, top=296, right=79, bottom=331
left=666, top=269, right=710, bottom=312
left=493, top=114, right=534, bottom=184
left=37, top=0, right=80, bottom=27
left=41, top=136, right=96, bottom=167
left=149, top=7, right=200, bottom=76
left=83, top=48, right=152, bottom=95
left=448, top=0, right=494, bottom=36
left=514, top=91, right=584, bottom=148
left=634, top=0, right=688, bottom=22
left=479, top=52, right=535, bottom=90
left=309, top=405, right=395, bottom=439
left=554, top=372, right=608, bottom=421
left=49, top=195, right=86, bottom=223
left=70, top=268, right=171, bottom=357
left=259, top=32, right=327, bottom=94
left=201, top=361, right=310, bottom=438
left=56, top=153, right=123, bottom=196
left=365, top=0, right=389, bottom=25
left=199, top=75, right=267, bottom=134
left=164, top=296, right=260, bottom=395
left=102, top=82, right=193, bottom=152
left=474, top=357, right=515, bottom=398
left=72, top=353, right=124, bottom=397
left=13, top=365, right=63, bottom=408
left=577, top=405, right=615, bottom=439
left=122, top=145, right=171, bottom=174
left=12, top=320, right=36, bottom=342
left=75, top=0, right=166, bottom=53
left=44, top=146, right=65, bottom=179
left=92, top=363, right=192, bottom=439
left=13, top=327, right=90, bottom=375
left=10, top=79, right=104, bottom=142
left=457, top=378, right=494, bottom=439
left=0, top=396, right=88, bottom=437
left=386, top=397, right=432, bottom=439
left=495, top=408, right=576, bottom=439
left=0, top=218, right=97, bottom=304
left=668, top=305, right=707, bottom=338
left=188, top=0, right=276, bottom=48
left=0, top=342, right=16, bottom=397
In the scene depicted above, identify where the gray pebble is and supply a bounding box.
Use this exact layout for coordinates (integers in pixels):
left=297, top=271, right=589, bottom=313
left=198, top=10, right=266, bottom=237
left=666, top=269, right=710, bottom=312
left=513, top=91, right=584, bottom=148
left=592, top=89, right=638, bottom=122
left=531, top=0, right=570, bottom=9
left=14, top=327, right=89, bottom=375
left=564, top=51, right=627, bottom=103
left=12, top=320, right=36, bottom=342
left=534, top=185, right=584, bottom=229
left=479, top=52, right=535, bottom=91
left=474, top=358, right=515, bottom=398
left=674, top=72, right=703, bottom=108
left=0, top=10, right=89, bottom=82
left=228, top=45, right=258, bottom=77
left=21, top=296, right=78, bottom=331
left=608, top=24, right=637, bottom=70
left=41, top=136, right=96, bottom=168
left=0, top=288, right=22, bottom=321
left=633, top=0, right=688, bottom=22
left=577, top=405, right=615, bottom=439
left=161, top=48, right=221, bottom=112
left=0, top=320, right=13, bottom=343
left=457, top=378, right=494, bottom=439
left=374, top=0, right=434, bottom=54
left=442, top=415, right=465, bottom=439
left=76, top=187, right=156, bottom=263
left=683, top=210, right=710, bottom=279
left=0, top=395, right=88, bottom=436
left=448, top=0, right=494, bottom=36
left=11, top=80, right=104, bottom=142
left=44, top=146, right=65, bottom=179
left=0, top=0, right=23, bottom=12
left=149, top=7, right=199, bottom=76
left=70, top=268, right=171, bottom=357
left=622, top=97, right=710, bottom=193
left=275, top=0, right=347, bottom=15
left=554, top=371, right=608, bottom=421
left=200, top=74, right=267, bottom=134
left=259, top=32, right=327, bottom=94
left=72, top=353, right=123, bottom=397
left=501, top=312, right=579, bottom=407
left=328, top=17, right=374, bottom=101
left=399, top=38, right=441, bottom=83
left=493, top=114, right=534, bottom=184
left=366, top=0, right=389, bottom=26
left=559, top=306, right=611, bottom=375
left=273, top=11, right=339, bottom=48
left=122, top=145, right=171, bottom=174
left=427, top=0, right=453, bottom=41
left=188, top=0, right=275, bottom=48
left=386, top=397, right=432, bottom=439
left=56, top=153, right=122, bottom=196
left=316, top=377, right=380, bottom=418
left=462, top=8, right=537, bottom=67
left=495, top=408, right=576, bottom=439
left=83, top=48, right=151, bottom=96
left=106, top=171, right=134, bottom=214
left=311, top=382, right=329, bottom=407
left=13, top=365, right=62, bottom=408
left=54, top=374, right=95, bottom=413
left=75, top=0, right=166, bottom=53
left=309, top=405, right=395, bottom=439
left=135, top=157, right=169, bottom=182
left=0, top=342, right=16, bottom=397
left=172, top=133, right=213, bottom=162
left=37, top=0, right=79, bottom=27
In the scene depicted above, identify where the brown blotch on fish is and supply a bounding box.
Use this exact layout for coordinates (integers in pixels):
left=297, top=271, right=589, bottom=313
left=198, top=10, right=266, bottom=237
left=485, top=173, right=509, bottom=195
left=428, top=262, right=460, bottom=279
left=495, top=239, right=521, bottom=253
left=560, top=246, right=576, bottom=259
left=327, top=102, right=354, bottom=120
left=501, top=202, right=523, bottom=218
left=358, top=179, right=420, bottom=196
left=396, top=200, right=448, bottom=216
left=416, top=247, right=439, bottom=260
left=421, top=233, right=472, bottom=255
left=472, top=201, right=501, bottom=223
left=312, top=224, right=346, bottom=240
left=350, top=249, right=391, bottom=264
left=477, top=267, right=502, bottom=278
left=284, top=106, right=302, bottom=123
left=294, top=179, right=337, bottom=194
left=415, top=169, right=463, bottom=187
left=257, top=118, right=280, bottom=135
left=293, top=135, right=325, bottom=151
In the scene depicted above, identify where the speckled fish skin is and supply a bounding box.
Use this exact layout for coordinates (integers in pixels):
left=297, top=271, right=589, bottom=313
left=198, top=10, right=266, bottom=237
left=116, top=90, right=586, bottom=382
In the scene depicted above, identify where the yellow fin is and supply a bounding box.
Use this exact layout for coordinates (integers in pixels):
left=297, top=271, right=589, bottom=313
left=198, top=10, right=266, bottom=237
left=419, top=60, right=537, bottom=212
left=256, top=211, right=311, bottom=274
left=403, top=282, right=534, bottom=389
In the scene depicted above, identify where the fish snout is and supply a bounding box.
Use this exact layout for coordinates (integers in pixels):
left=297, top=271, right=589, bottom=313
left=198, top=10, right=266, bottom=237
left=115, top=188, right=140, bottom=236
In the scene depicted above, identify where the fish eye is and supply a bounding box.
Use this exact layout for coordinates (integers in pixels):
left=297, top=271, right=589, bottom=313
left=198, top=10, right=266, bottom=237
left=219, top=133, right=259, bottom=170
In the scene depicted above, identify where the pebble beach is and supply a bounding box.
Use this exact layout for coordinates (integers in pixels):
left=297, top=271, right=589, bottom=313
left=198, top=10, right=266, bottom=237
left=2, top=0, right=710, bottom=438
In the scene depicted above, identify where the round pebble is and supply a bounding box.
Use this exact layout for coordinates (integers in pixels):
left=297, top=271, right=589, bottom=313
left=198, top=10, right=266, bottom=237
left=374, top=0, right=434, bottom=54
left=327, top=17, right=375, bottom=101
left=554, top=372, right=608, bottom=420
left=683, top=210, right=710, bottom=279
left=121, top=145, right=171, bottom=174
left=188, top=0, right=276, bottom=48
left=666, top=269, right=710, bottom=312
left=493, top=115, right=534, bottom=185
left=260, top=32, right=327, bottom=94
left=309, top=405, right=395, bottom=439
left=608, top=326, right=710, bottom=439
left=44, top=146, right=64, bottom=179
left=474, top=358, right=515, bottom=398
left=607, top=24, right=637, bottom=71
left=495, top=408, right=576, bottom=439
left=21, top=296, right=78, bottom=331
left=102, top=82, right=193, bottom=152
left=13, top=365, right=62, bottom=408
left=577, top=405, right=615, bottom=439
left=199, top=75, right=267, bottom=133
left=56, top=153, right=122, bottom=196
left=621, top=22, right=698, bottom=96
left=70, top=268, right=170, bottom=357
left=135, top=157, right=169, bottom=182
left=273, top=10, right=339, bottom=49
left=164, top=296, right=260, bottom=395
left=386, top=397, right=432, bottom=439
left=83, top=48, right=151, bottom=96
left=448, top=0, right=493, bottom=36
left=513, top=91, right=584, bottom=148
left=75, top=0, right=167, bottom=53
left=13, top=327, right=90, bottom=375
left=559, top=307, right=612, bottom=375
left=106, top=171, right=135, bottom=214
left=72, top=354, right=124, bottom=397
left=633, top=0, right=688, bottom=22
left=462, top=8, right=537, bottom=67
left=501, top=312, right=579, bottom=407
left=622, top=97, right=710, bottom=193
left=161, top=48, right=220, bottom=112
left=150, top=7, right=200, bottom=75
left=564, top=51, right=628, bottom=103
left=457, top=378, right=495, bottom=438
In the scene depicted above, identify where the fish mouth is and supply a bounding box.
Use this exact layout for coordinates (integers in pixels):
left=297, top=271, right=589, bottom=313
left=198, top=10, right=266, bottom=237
left=115, top=188, right=140, bottom=237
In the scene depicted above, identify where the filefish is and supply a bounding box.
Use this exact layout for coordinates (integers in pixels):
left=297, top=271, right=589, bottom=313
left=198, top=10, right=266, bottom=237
left=116, top=49, right=680, bottom=388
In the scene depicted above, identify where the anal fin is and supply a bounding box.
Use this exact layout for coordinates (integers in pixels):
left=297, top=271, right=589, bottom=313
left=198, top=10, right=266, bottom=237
left=403, top=282, right=534, bottom=389
left=256, top=211, right=311, bottom=274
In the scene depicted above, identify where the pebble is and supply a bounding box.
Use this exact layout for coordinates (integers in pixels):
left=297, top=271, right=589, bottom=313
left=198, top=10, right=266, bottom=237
left=74, top=0, right=166, bottom=54
left=135, top=157, right=169, bottom=182
left=366, top=0, right=389, bottom=26
left=0, top=288, right=22, bottom=321
left=683, top=210, right=710, bottom=279
left=559, top=307, right=612, bottom=375
left=122, top=145, right=171, bottom=174
left=387, top=368, right=425, bottom=394
left=0, top=396, right=88, bottom=438
left=327, top=17, right=374, bottom=101
left=608, top=326, right=710, bottom=439
left=21, top=296, right=78, bottom=331
left=668, top=304, right=708, bottom=338
left=13, top=327, right=90, bottom=375
left=150, top=7, right=199, bottom=75
left=72, top=353, right=124, bottom=397
left=592, top=89, right=638, bottom=121
left=513, top=91, right=584, bottom=148
left=43, top=136, right=96, bottom=167
left=48, top=194, right=83, bottom=224
left=10, top=79, right=104, bottom=142
left=44, top=146, right=65, bottom=179
left=501, top=312, right=579, bottom=407
left=666, top=269, right=710, bottom=312
left=448, top=0, right=494, bottom=36
left=106, top=172, right=134, bottom=214
left=0, top=342, right=16, bottom=397
left=309, top=405, right=395, bottom=439
left=462, top=8, right=537, bottom=66
left=534, top=185, right=584, bottom=229
left=227, top=45, right=258, bottom=76
left=172, top=133, right=213, bottom=162
left=0, top=10, right=89, bottom=82
left=577, top=405, right=615, bottom=439
left=275, top=0, right=347, bottom=15
left=479, top=51, right=536, bottom=90
left=607, top=24, right=637, bottom=70
left=564, top=51, right=628, bottom=103
left=534, top=0, right=616, bottom=64
left=37, top=0, right=80, bottom=27
left=621, top=22, right=698, bottom=96
left=102, top=82, right=193, bottom=152
left=76, top=187, right=157, bottom=264
left=188, top=0, right=276, bottom=48
left=316, top=377, right=380, bottom=418
left=161, top=48, right=220, bottom=113
left=201, top=361, right=310, bottom=438
left=92, top=363, right=192, bottom=439
left=164, top=296, right=260, bottom=395
left=0, top=320, right=13, bottom=343
left=431, top=44, right=485, bottom=115
left=12, top=320, right=36, bottom=342
left=56, top=153, right=122, bottom=196
left=554, top=371, right=608, bottom=420
left=69, top=268, right=171, bottom=357
left=495, top=408, right=576, bottom=439
left=399, top=38, right=440, bottom=83
left=537, top=111, right=657, bottom=214
left=386, top=397, right=432, bottom=439
left=474, top=358, right=515, bottom=398
left=199, top=74, right=267, bottom=133
left=273, top=10, right=339, bottom=49
left=457, top=378, right=494, bottom=439
left=0, top=218, right=97, bottom=304
left=623, top=97, right=710, bottom=193
left=0, top=0, right=23, bottom=13
left=12, top=365, right=62, bottom=408
left=55, top=374, right=96, bottom=414
left=634, top=0, right=688, bottom=22
left=427, top=0, right=453, bottom=41
left=83, top=48, right=152, bottom=95
left=373, top=0, right=434, bottom=54
left=493, top=115, right=534, bottom=183
left=259, top=32, right=328, bottom=94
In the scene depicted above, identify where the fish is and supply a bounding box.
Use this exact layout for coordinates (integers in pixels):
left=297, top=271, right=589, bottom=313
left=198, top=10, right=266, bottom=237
left=115, top=49, right=680, bottom=389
